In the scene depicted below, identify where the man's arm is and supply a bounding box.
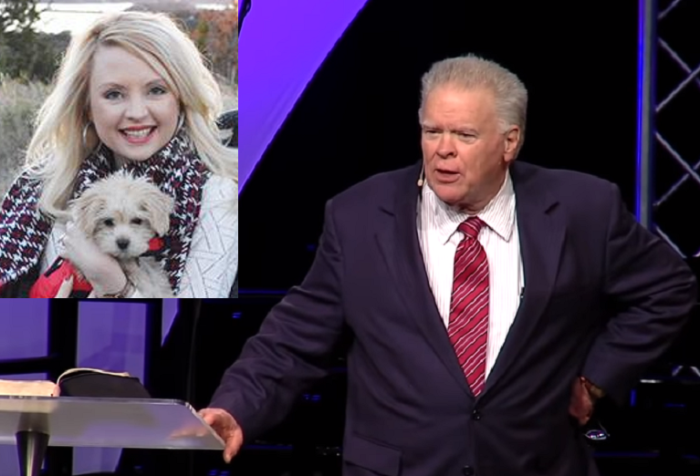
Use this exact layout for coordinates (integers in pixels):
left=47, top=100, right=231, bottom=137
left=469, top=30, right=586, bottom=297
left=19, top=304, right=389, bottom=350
left=581, top=183, right=697, bottom=404
left=208, top=199, right=346, bottom=441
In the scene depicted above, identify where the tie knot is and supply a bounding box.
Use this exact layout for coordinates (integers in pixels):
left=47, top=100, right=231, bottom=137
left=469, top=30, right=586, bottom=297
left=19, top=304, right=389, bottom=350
left=458, top=217, right=485, bottom=239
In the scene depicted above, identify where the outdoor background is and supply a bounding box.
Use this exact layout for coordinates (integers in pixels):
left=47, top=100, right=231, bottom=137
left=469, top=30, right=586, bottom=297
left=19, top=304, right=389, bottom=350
left=0, top=0, right=238, bottom=196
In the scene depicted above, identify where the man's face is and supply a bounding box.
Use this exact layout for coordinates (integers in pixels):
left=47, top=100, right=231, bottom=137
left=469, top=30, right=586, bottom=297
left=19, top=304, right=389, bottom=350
left=420, top=85, right=520, bottom=211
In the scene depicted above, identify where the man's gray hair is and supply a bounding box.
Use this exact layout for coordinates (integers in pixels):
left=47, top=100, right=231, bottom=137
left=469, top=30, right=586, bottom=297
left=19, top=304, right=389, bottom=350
left=419, top=54, right=528, bottom=156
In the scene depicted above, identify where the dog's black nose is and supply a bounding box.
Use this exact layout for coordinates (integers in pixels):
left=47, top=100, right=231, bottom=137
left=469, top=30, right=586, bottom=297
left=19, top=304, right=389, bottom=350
left=116, top=238, right=130, bottom=250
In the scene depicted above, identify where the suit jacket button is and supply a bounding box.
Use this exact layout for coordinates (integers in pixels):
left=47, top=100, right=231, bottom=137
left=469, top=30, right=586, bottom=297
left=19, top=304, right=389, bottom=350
left=471, top=409, right=482, bottom=420
left=462, top=465, right=475, bottom=476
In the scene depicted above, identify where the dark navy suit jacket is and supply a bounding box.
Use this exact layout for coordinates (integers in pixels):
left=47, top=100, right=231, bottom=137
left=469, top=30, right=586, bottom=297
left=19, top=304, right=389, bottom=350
left=211, top=161, right=697, bottom=476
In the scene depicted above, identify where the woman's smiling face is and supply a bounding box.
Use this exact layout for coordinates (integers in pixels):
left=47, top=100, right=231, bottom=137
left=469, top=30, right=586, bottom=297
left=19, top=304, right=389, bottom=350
left=88, top=45, right=180, bottom=163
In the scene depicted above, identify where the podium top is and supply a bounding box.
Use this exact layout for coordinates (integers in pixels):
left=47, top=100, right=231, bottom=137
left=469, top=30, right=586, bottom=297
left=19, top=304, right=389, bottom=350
left=0, top=396, right=224, bottom=450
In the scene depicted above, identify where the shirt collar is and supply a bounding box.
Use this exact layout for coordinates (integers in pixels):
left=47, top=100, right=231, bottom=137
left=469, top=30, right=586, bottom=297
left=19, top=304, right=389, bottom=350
left=421, top=171, right=516, bottom=244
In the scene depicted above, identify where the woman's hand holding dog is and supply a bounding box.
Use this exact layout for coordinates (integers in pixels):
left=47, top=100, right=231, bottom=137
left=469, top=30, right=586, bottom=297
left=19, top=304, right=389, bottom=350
left=61, top=221, right=130, bottom=297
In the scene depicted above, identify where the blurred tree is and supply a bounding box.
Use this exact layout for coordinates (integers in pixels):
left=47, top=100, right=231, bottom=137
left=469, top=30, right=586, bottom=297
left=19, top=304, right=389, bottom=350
left=0, top=0, right=40, bottom=33
left=0, top=0, right=40, bottom=80
left=191, top=0, right=238, bottom=85
left=232, top=0, right=238, bottom=84
left=0, top=1, right=68, bottom=83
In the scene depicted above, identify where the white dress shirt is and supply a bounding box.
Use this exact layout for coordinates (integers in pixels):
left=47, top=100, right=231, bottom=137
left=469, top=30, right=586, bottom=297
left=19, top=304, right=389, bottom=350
left=417, top=172, right=524, bottom=377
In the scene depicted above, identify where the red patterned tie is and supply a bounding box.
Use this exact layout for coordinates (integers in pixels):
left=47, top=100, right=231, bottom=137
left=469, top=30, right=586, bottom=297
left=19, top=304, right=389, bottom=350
left=448, top=217, right=489, bottom=396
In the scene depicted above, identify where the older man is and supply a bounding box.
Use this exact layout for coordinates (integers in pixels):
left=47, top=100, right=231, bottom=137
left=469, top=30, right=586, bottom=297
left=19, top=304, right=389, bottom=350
left=202, top=55, right=697, bottom=476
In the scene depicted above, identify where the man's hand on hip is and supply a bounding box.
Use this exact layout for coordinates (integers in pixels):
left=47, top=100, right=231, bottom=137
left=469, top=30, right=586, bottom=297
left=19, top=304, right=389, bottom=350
left=569, top=376, right=604, bottom=425
left=199, top=407, right=244, bottom=463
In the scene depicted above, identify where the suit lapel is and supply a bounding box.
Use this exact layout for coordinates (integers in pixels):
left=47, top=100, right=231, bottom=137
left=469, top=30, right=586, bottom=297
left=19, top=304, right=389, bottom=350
left=374, top=163, right=473, bottom=398
left=374, top=162, right=565, bottom=401
left=480, top=162, right=566, bottom=399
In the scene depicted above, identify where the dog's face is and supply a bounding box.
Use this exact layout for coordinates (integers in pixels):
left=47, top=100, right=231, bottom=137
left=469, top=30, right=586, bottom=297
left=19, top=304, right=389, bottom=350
left=71, top=174, right=174, bottom=260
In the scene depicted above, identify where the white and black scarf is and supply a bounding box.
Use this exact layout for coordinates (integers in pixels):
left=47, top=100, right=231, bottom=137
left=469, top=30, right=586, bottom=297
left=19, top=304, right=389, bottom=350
left=0, top=128, right=210, bottom=296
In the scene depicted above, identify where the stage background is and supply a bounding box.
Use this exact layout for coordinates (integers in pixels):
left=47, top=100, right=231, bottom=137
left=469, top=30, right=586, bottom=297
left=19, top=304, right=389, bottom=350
left=239, top=0, right=639, bottom=291
left=0, top=300, right=179, bottom=475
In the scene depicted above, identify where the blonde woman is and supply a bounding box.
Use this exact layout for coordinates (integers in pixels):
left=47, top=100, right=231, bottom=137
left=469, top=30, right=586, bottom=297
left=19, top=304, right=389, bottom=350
left=0, top=11, right=238, bottom=298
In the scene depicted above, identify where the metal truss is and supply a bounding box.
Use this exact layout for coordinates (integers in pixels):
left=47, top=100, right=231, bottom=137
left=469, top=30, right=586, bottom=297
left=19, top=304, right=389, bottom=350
left=641, top=0, right=700, bottom=257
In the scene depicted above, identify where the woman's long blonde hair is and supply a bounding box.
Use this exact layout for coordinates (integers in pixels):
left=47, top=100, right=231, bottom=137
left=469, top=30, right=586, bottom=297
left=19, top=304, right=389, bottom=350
left=25, top=11, right=237, bottom=218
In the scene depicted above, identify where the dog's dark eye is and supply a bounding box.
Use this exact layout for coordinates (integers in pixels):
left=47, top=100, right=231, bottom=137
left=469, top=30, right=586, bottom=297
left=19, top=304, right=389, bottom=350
left=131, top=218, right=143, bottom=225
left=103, top=219, right=115, bottom=227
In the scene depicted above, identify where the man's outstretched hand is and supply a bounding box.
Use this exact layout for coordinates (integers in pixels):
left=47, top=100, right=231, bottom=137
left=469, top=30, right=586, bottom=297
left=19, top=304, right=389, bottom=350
left=199, top=408, right=244, bottom=463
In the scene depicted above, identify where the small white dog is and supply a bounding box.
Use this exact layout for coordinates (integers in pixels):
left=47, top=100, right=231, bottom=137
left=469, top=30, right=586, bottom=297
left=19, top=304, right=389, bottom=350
left=69, top=173, right=175, bottom=298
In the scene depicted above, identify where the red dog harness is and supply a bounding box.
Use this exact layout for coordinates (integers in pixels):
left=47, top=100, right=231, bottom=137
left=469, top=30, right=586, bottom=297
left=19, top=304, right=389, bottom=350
left=29, top=237, right=166, bottom=298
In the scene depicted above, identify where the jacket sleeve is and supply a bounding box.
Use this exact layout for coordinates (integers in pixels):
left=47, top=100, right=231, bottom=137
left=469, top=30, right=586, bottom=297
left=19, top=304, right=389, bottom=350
left=177, top=176, right=238, bottom=297
left=582, top=183, right=697, bottom=404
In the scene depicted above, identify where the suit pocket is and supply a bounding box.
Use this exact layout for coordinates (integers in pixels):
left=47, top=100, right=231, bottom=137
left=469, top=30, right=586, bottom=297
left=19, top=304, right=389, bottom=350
left=343, top=434, right=402, bottom=476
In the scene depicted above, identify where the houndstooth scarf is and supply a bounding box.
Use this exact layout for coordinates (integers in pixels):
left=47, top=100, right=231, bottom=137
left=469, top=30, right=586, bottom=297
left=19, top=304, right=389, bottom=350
left=0, top=127, right=210, bottom=296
